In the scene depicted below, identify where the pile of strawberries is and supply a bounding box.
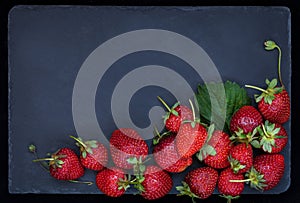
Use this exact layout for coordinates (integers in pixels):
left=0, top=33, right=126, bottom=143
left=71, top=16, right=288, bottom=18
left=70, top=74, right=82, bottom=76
left=30, top=40, right=290, bottom=202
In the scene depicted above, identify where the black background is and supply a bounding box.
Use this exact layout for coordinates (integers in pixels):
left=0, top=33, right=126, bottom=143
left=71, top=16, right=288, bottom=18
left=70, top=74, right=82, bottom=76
left=1, top=0, right=300, bottom=202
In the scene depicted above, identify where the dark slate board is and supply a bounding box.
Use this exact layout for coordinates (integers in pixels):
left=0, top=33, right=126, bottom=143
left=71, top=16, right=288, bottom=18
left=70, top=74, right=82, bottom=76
left=8, top=6, right=291, bottom=194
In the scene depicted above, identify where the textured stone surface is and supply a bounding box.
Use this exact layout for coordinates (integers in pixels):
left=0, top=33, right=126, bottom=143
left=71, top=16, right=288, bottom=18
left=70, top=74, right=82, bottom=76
left=8, top=6, right=291, bottom=194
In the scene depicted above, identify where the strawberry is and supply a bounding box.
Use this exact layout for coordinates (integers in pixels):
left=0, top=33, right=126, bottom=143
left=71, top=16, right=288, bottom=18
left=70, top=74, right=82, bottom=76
left=153, top=132, right=192, bottom=173
left=96, top=167, right=129, bottom=197
left=231, top=154, right=285, bottom=191
left=70, top=136, right=108, bottom=171
left=176, top=122, right=207, bottom=158
left=126, top=158, right=173, bottom=200
left=110, top=128, right=148, bottom=169
left=246, top=41, right=290, bottom=124
left=228, top=143, right=253, bottom=174
left=157, top=96, right=193, bottom=132
left=250, top=154, right=285, bottom=191
left=176, top=100, right=208, bottom=158
left=230, top=105, right=263, bottom=135
left=218, top=167, right=244, bottom=202
left=176, top=167, right=218, bottom=201
left=246, top=79, right=290, bottom=124
left=33, top=148, right=84, bottom=180
left=140, top=165, right=173, bottom=200
left=257, top=120, right=288, bottom=153
left=197, top=125, right=232, bottom=169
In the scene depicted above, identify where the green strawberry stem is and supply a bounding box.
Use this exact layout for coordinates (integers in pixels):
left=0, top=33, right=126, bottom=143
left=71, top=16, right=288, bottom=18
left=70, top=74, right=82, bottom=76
left=153, top=126, right=171, bottom=145
left=229, top=178, right=252, bottom=183
left=29, top=144, right=50, bottom=172
left=157, top=96, right=172, bottom=112
left=189, top=99, right=196, bottom=122
left=33, top=158, right=55, bottom=162
left=261, top=124, right=270, bottom=138
left=68, top=180, right=93, bottom=185
left=244, top=85, right=268, bottom=94
left=264, top=40, right=284, bottom=88
left=69, top=135, right=87, bottom=148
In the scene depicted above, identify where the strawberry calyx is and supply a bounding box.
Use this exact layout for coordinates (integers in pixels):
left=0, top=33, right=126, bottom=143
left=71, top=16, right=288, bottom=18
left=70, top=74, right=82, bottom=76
left=230, top=127, right=259, bottom=148
left=157, top=96, right=180, bottom=123
left=153, top=127, right=172, bottom=145
left=117, top=174, right=135, bottom=191
left=256, top=120, right=286, bottom=153
left=33, top=151, right=66, bottom=169
left=229, top=167, right=267, bottom=191
left=126, top=156, right=148, bottom=193
left=70, top=135, right=98, bottom=158
left=176, top=181, right=199, bottom=203
left=228, top=155, right=246, bottom=174
left=219, top=194, right=240, bottom=203
left=245, top=78, right=283, bottom=105
left=196, top=124, right=216, bottom=161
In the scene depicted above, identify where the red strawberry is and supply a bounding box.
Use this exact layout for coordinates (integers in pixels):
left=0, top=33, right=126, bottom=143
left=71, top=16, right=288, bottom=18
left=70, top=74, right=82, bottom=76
left=176, top=100, right=208, bottom=158
left=153, top=133, right=192, bottom=173
left=247, top=79, right=290, bottom=124
left=258, top=87, right=290, bottom=124
left=218, top=167, right=244, bottom=202
left=157, top=96, right=193, bottom=132
left=246, top=40, right=290, bottom=124
left=70, top=136, right=108, bottom=171
left=257, top=121, right=288, bottom=153
left=228, top=154, right=285, bottom=191
left=197, top=125, right=232, bottom=169
left=110, top=128, right=148, bottom=169
left=96, top=167, right=128, bottom=197
left=177, top=167, right=218, bottom=201
left=33, top=148, right=84, bottom=180
left=230, top=105, right=263, bottom=134
left=127, top=158, right=173, bottom=200
left=176, top=122, right=207, bottom=158
left=250, top=154, right=285, bottom=191
left=140, top=165, right=173, bottom=200
left=228, top=143, right=253, bottom=174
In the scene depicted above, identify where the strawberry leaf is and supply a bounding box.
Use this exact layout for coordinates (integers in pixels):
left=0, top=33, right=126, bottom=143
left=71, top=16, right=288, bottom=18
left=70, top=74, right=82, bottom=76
left=196, top=81, right=251, bottom=133
left=127, top=157, right=138, bottom=165
left=251, top=140, right=260, bottom=148
left=206, top=145, right=217, bottom=156
left=82, top=151, right=87, bottom=158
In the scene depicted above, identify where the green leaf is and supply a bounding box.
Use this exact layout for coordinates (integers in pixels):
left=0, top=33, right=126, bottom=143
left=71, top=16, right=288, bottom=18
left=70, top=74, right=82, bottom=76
left=196, top=81, right=251, bottom=133
left=196, top=152, right=203, bottom=161
left=251, top=140, right=261, bottom=148
left=86, top=148, right=93, bottom=154
left=57, top=160, right=64, bottom=165
left=204, top=145, right=216, bottom=156
left=269, top=78, right=278, bottom=88
left=127, top=157, right=138, bottom=164
left=82, top=151, right=87, bottom=158
left=153, top=138, right=159, bottom=145
left=139, top=165, right=146, bottom=173
left=171, top=110, right=179, bottom=117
